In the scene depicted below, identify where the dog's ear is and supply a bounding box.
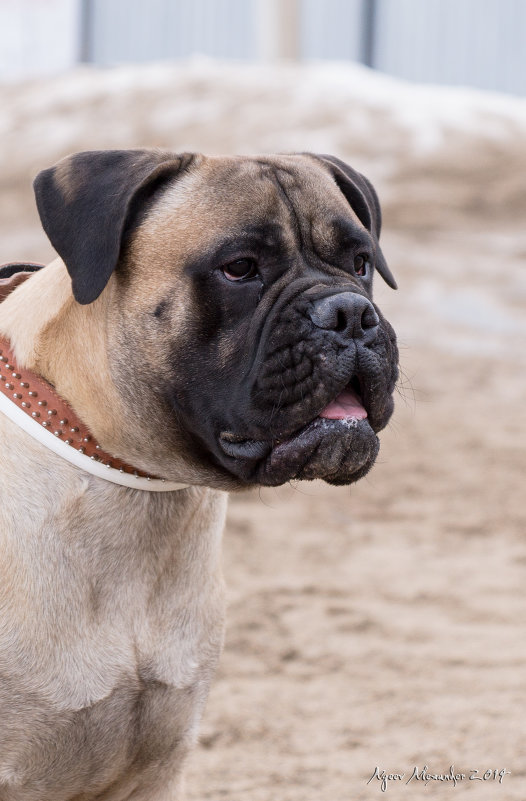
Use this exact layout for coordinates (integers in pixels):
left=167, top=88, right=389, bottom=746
left=33, top=149, right=196, bottom=304
left=312, top=154, right=397, bottom=289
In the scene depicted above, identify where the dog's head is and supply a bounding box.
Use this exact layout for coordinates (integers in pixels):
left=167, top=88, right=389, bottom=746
left=34, top=150, right=398, bottom=488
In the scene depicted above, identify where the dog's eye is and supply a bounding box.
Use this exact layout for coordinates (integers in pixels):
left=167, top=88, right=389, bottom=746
left=353, top=255, right=370, bottom=277
left=221, top=258, right=259, bottom=282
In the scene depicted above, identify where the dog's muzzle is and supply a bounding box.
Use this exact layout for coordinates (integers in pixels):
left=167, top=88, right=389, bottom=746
left=213, top=284, right=398, bottom=487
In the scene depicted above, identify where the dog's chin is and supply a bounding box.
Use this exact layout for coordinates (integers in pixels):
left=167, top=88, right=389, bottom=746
left=261, top=417, right=380, bottom=487
left=217, top=416, right=380, bottom=487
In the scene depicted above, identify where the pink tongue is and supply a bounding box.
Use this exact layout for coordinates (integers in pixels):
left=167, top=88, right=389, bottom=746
left=319, top=387, right=367, bottom=420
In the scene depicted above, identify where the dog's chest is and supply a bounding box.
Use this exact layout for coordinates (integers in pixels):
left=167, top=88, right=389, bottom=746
left=0, top=473, right=227, bottom=799
left=0, top=591, right=225, bottom=800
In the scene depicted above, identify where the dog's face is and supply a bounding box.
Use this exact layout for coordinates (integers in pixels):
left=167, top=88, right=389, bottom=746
left=34, top=150, right=398, bottom=489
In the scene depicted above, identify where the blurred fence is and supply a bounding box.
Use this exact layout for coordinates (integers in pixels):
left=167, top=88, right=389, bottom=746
left=1, top=0, right=525, bottom=96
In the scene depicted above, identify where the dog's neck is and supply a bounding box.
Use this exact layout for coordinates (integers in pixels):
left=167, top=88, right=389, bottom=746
left=0, top=403, right=227, bottom=710
left=0, top=259, right=129, bottom=451
left=0, top=258, right=223, bottom=488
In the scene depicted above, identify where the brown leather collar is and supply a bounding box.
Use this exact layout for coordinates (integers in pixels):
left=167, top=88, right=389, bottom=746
left=0, top=264, right=158, bottom=480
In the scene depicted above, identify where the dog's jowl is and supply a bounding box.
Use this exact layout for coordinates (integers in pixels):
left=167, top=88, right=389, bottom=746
left=0, top=151, right=398, bottom=800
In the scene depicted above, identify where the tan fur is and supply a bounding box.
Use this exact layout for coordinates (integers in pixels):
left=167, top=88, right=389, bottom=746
left=52, top=160, right=81, bottom=204
left=0, top=410, right=226, bottom=800
left=0, top=183, right=229, bottom=798
left=0, top=258, right=127, bottom=449
left=0, top=152, right=384, bottom=800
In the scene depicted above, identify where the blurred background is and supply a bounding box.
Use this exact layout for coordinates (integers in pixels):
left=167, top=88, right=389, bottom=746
left=2, top=0, right=526, bottom=94
left=1, top=1, right=526, bottom=799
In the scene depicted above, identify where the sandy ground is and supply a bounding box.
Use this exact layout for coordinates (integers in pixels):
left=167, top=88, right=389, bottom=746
left=1, top=61, right=525, bottom=800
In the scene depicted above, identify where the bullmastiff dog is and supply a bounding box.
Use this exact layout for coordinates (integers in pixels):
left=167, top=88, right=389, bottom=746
left=0, top=150, right=398, bottom=800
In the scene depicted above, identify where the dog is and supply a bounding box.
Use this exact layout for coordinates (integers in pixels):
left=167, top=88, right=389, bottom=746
left=0, top=150, right=398, bottom=800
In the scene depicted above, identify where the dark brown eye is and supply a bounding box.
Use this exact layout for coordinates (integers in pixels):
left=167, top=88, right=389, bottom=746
left=354, top=254, right=369, bottom=277
left=221, top=258, right=259, bottom=282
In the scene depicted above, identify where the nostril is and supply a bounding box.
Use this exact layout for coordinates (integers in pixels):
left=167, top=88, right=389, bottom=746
left=361, top=305, right=379, bottom=330
left=308, top=292, right=379, bottom=339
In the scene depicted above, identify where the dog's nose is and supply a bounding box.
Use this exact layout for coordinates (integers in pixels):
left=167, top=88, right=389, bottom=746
left=308, top=292, right=379, bottom=341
